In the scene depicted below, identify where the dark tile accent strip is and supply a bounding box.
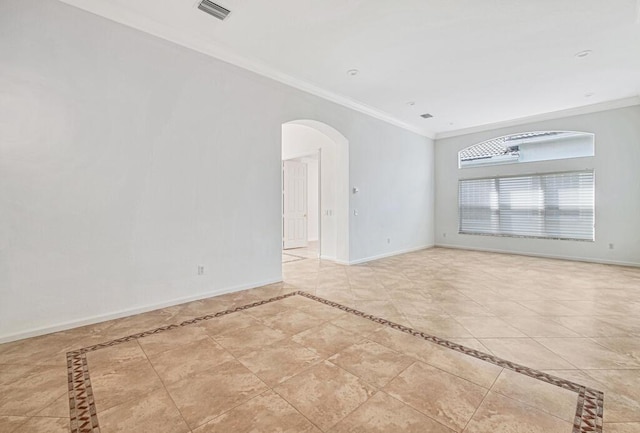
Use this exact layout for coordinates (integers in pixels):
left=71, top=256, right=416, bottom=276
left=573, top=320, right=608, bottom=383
left=67, top=290, right=603, bottom=433
left=575, top=387, right=604, bottom=433
left=67, top=351, right=99, bottom=433
left=296, top=291, right=604, bottom=433
left=67, top=292, right=297, bottom=433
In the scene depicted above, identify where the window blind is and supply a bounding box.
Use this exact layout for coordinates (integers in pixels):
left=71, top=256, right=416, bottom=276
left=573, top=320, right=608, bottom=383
left=459, top=171, right=594, bottom=241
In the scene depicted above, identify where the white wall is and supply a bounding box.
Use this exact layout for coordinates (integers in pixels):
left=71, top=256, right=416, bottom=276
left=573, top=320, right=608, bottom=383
left=435, top=105, right=640, bottom=266
left=0, top=0, right=434, bottom=341
left=348, top=123, right=435, bottom=263
left=306, top=159, right=319, bottom=242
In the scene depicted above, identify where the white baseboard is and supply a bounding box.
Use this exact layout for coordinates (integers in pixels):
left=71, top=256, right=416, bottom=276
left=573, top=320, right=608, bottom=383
left=330, top=257, right=350, bottom=265
left=349, top=244, right=434, bottom=265
left=319, top=254, right=337, bottom=261
left=0, top=277, right=283, bottom=344
left=435, top=243, right=640, bottom=268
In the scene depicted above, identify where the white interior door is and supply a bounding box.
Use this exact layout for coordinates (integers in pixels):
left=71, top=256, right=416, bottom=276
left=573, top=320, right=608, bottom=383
left=283, top=160, right=308, bottom=249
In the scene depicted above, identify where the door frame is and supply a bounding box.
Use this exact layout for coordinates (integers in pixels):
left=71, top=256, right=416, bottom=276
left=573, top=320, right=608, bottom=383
left=281, top=119, right=349, bottom=263
left=282, top=151, right=321, bottom=257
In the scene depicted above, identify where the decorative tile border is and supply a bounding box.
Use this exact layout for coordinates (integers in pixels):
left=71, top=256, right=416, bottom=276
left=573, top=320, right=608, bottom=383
left=66, top=292, right=298, bottom=433
left=67, top=351, right=99, bottom=433
left=296, top=292, right=604, bottom=433
left=67, top=291, right=603, bottom=433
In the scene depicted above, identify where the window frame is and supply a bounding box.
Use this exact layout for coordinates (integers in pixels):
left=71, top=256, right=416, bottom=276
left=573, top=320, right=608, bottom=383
left=457, top=131, right=595, bottom=169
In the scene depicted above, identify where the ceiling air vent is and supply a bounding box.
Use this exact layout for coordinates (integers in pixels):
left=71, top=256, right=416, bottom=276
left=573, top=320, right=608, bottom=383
left=198, top=0, right=231, bottom=20
left=420, top=113, right=434, bottom=119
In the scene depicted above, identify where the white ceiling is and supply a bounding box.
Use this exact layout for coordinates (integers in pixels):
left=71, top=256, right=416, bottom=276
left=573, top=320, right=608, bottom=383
left=59, top=0, right=640, bottom=138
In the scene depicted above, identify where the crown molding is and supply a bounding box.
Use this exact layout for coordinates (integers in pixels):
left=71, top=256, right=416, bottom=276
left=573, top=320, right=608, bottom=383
left=59, top=0, right=436, bottom=139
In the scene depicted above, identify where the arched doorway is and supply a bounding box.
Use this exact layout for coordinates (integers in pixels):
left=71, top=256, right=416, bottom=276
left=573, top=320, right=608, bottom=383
left=281, top=120, right=349, bottom=263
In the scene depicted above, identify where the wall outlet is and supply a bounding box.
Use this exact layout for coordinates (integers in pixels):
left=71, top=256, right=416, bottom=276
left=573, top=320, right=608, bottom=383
left=608, top=243, right=614, bottom=250
left=442, top=232, right=447, bottom=238
left=387, top=238, right=391, bottom=244
left=197, top=265, right=205, bottom=275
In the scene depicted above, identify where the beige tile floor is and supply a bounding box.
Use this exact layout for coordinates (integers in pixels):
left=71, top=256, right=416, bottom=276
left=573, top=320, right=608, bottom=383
left=1, top=247, right=639, bottom=432
left=283, top=241, right=319, bottom=263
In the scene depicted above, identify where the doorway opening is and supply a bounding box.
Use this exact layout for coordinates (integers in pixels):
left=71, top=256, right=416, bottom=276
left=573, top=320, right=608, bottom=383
left=282, top=153, right=320, bottom=261
left=281, top=120, right=349, bottom=263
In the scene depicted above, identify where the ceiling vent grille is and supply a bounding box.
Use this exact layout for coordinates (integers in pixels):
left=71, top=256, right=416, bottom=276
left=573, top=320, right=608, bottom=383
left=198, top=0, right=230, bottom=20
left=420, top=113, right=434, bottom=119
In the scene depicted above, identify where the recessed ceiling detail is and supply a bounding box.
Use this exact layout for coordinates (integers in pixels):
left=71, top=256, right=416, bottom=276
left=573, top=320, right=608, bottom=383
left=420, top=113, right=434, bottom=119
left=197, top=0, right=230, bottom=21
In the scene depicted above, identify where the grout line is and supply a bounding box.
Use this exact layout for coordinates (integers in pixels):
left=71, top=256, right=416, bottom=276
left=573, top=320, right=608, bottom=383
left=300, top=293, right=571, bottom=383
left=381, top=389, right=456, bottom=433
left=323, top=338, right=383, bottom=384
left=66, top=290, right=605, bottom=433
left=270, top=387, right=324, bottom=432
left=364, top=328, right=500, bottom=389
left=185, top=339, right=274, bottom=431
left=282, top=252, right=307, bottom=259
left=297, top=291, right=604, bottom=433
left=256, top=388, right=323, bottom=432
left=67, top=292, right=298, bottom=433
left=461, top=369, right=503, bottom=432
left=3, top=416, right=30, bottom=433
left=87, top=344, right=168, bottom=413
left=136, top=339, right=193, bottom=431
left=316, top=361, right=380, bottom=430
left=188, top=301, right=334, bottom=431
left=530, top=337, right=588, bottom=371
left=31, top=390, right=69, bottom=417
left=489, top=381, right=579, bottom=425
left=371, top=356, right=416, bottom=390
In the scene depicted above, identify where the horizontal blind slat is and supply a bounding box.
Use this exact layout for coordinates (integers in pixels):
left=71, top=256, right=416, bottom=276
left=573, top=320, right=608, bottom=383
left=459, top=171, right=594, bottom=241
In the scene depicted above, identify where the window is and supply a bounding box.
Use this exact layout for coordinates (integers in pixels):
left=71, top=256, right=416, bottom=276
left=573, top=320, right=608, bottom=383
left=459, top=171, right=595, bottom=241
left=458, top=131, right=595, bottom=168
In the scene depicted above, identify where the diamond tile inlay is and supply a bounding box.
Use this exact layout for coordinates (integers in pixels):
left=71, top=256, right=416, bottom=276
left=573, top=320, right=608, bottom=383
left=65, top=291, right=604, bottom=433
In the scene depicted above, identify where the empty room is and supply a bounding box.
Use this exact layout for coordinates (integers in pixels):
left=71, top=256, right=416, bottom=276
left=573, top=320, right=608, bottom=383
left=1, top=1, right=640, bottom=433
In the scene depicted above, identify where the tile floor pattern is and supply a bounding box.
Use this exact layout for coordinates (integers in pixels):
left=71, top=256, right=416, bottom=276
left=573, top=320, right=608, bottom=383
left=0, top=247, right=639, bottom=432
left=65, top=291, right=600, bottom=433
left=283, top=242, right=319, bottom=263
left=282, top=252, right=307, bottom=263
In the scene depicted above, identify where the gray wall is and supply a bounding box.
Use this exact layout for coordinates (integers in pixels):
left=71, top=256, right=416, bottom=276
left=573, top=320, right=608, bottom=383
left=0, top=0, right=434, bottom=341
left=435, top=105, right=640, bottom=266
